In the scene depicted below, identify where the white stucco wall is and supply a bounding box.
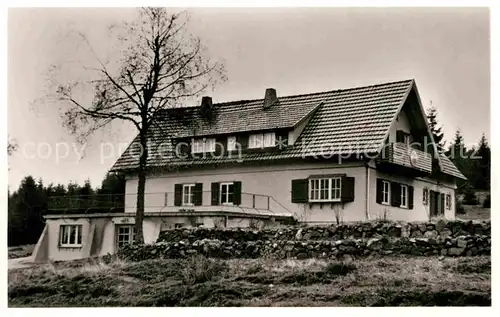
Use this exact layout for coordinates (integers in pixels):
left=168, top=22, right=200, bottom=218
left=45, top=218, right=92, bottom=262
left=388, top=110, right=412, bottom=143
left=368, top=168, right=456, bottom=222
left=124, top=161, right=369, bottom=223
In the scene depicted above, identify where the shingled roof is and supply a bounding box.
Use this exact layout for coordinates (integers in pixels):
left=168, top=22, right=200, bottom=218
left=110, top=79, right=465, bottom=180
left=440, top=155, right=467, bottom=180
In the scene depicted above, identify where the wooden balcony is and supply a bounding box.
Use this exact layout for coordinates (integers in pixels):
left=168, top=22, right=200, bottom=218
left=377, top=142, right=433, bottom=175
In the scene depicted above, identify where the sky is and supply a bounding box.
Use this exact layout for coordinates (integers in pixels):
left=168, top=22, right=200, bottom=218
left=7, top=7, right=490, bottom=190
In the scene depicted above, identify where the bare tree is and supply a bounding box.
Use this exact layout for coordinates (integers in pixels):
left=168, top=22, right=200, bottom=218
left=48, top=8, right=226, bottom=243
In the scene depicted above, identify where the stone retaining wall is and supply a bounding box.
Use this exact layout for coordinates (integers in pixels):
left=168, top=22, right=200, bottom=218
left=117, top=220, right=491, bottom=261
left=119, top=235, right=490, bottom=261
left=157, top=220, right=490, bottom=243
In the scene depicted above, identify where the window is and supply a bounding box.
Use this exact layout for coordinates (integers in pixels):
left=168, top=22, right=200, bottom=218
left=249, top=132, right=276, bottom=148
left=182, top=184, right=195, bottom=206
left=227, top=136, right=237, bottom=151
left=192, top=138, right=216, bottom=153
left=117, top=225, right=135, bottom=248
left=164, top=192, right=168, bottom=206
left=192, top=139, right=204, bottom=153
left=445, top=194, right=452, bottom=210
left=309, top=177, right=342, bottom=202
left=59, top=225, right=83, bottom=247
left=400, top=185, right=408, bottom=208
left=403, top=134, right=410, bottom=145
left=220, top=182, right=234, bottom=204
left=423, top=188, right=429, bottom=205
left=263, top=132, right=276, bottom=147
left=249, top=133, right=264, bottom=149
left=205, top=138, right=216, bottom=152
left=382, top=181, right=391, bottom=205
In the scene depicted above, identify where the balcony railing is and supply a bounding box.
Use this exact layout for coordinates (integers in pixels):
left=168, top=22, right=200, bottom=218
left=378, top=142, right=433, bottom=174
left=46, top=191, right=292, bottom=217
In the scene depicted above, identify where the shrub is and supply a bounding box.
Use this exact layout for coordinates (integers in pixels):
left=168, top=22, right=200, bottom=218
left=180, top=256, right=229, bottom=285
left=463, top=186, right=478, bottom=205
left=324, top=261, right=357, bottom=276
left=456, top=201, right=466, bottom=215
left=483, top=195, right=490, bottom=208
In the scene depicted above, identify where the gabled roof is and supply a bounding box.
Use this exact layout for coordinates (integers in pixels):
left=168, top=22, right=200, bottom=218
left=163, top=96, right=322, bottom=138
left=110, top=79, right=465, bottom=181
left=440, top=155, right=467, bottom=180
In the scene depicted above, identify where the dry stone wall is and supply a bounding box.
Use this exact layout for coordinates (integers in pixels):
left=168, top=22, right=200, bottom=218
left=118, top=220, right=490, bottom=261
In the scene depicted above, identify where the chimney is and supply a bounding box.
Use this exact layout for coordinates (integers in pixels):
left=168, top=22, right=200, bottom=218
left=200, top=96, right=215, bottom=122
left=201, top=96, right=213, bottom=110
left=263, top=88, right=277, bottom=110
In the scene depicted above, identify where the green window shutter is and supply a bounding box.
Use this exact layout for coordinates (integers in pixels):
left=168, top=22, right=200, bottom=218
left=211, top=182, right=220, bottom=206
left=396, top=130, right=405, bottom=143
left=291, top=179, right=308, bottom=203
left=440, top=193, right=445, bottom=215
left=174, top=184, right=182, bottom=206
left=233, top=181, right=242, bottom=205
left=408, top=186, right=414, bottom=209
left=391, top=182, right=401, bottom=207
left=193, top=183, right=203, bottom=206
left=376, top=178, right=383, bottom=204
left=341, top=176, right=355, bottom=203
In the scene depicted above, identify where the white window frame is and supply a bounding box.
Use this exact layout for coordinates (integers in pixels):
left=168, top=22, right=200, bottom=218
left=192, top=138, right=204, bottom=154
left=192, top=138, right=216, bottom=153
left=263, top=132, right=276, bottom=147
left=59, top=224, right=83, bottom=247
left=182, top=184, right=195, bottom=206
left=382, top=181, right=391, bottom=205
left=400, top=184, right=408, bottom=208
left=220, top=182, right=234, bottom=205
left=227, top=136, right=237, bottom=151
left=249, top=133, right=264, bottom=149
left=445, top=194, right=452, bottom=210
left=116, top=225, right=136, bottom=248
left=308, top=177, right=342, bottom=202
left=423, top=188, right=429, bottom=205
left=204, top=138, right=216, bottom=152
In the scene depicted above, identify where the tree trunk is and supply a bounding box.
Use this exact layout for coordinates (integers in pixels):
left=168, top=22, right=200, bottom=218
left=135, top=132, right=148, bottom=244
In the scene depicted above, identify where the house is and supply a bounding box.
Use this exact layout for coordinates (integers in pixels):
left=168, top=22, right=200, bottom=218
left=32, top=79, right=466, bottom=262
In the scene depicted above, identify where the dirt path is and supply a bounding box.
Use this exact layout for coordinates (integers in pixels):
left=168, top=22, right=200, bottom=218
left=8, top=257, right=36, bottom=270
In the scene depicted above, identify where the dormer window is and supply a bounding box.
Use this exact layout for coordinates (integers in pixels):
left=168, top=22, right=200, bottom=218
left=192, top=137, right=216, bottom=153
left=263, top=132, right=276, bottom=147
left=249, top=132, right=275, bottom=149
left=227, top=136, right=237, bottom=151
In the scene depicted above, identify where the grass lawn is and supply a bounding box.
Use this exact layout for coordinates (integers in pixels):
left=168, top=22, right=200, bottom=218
left=8, top=255, right=490, bottom=307
left=457, top=205, right=490, bottom=221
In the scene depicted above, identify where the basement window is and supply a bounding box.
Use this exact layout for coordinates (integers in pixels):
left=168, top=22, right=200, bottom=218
left=116, top=225, right=136, bottom=248
left=59, top=224, right=83, bottom=247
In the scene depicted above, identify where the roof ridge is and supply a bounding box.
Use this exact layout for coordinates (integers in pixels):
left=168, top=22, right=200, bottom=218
left=212, top=78, right=414, bottom=108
